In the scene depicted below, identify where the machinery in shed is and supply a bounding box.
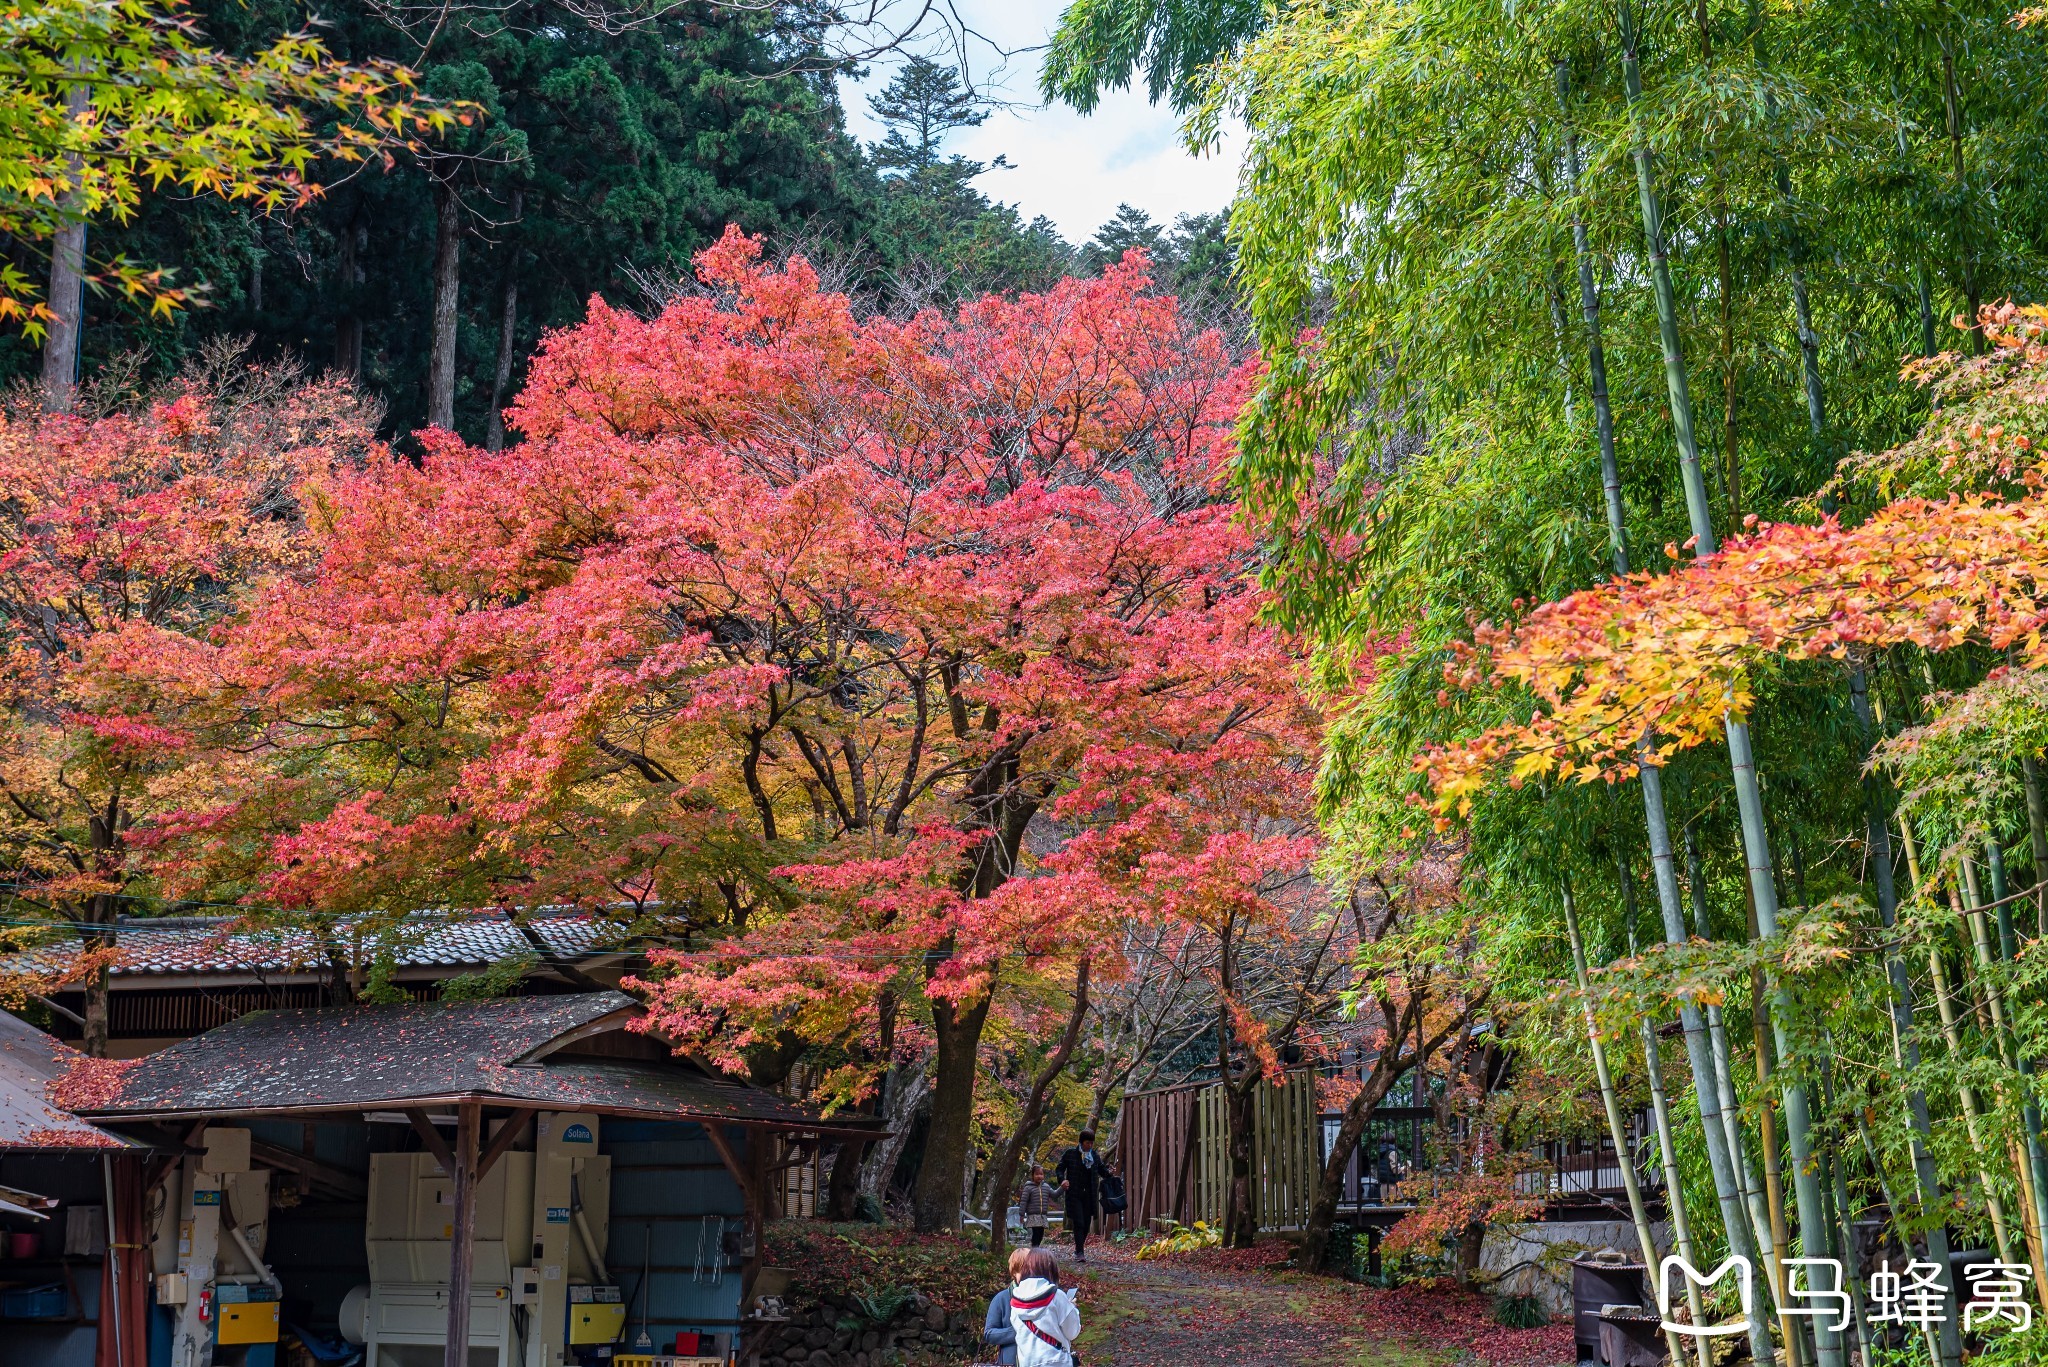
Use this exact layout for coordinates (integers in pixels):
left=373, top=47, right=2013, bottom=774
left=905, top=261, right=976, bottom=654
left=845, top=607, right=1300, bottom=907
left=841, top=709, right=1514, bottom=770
left=146, top=1127, right=281, bottom=1367
left=65, top=993, right=877, bottom=1367
left=347, top=1112, right=622, bottom=1367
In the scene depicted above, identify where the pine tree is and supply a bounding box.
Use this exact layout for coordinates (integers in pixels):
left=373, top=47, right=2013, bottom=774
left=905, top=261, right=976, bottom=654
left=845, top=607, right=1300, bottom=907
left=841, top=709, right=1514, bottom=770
left=867, top=57, right=987, bottom=176
left=1086, top=203, right=1166, bottom=271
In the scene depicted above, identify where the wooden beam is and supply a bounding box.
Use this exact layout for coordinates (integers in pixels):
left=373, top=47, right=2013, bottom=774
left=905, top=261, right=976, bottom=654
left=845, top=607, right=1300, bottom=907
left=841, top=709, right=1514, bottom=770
left=248, top=1138, right=367, bottom=1201
left=405, top=1108, right=458, bottom=1177
left=476, top=1110, right=532, bottom=1181
left=444, top=1103, right=480, bottom=1367
left=703, top=1124, right=756, bottom=1208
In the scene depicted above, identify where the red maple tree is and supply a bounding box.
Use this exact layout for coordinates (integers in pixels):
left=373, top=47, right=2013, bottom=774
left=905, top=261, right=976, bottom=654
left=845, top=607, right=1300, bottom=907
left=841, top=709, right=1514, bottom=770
left=0, top=360, right=381, bottom=1052
left=155, top=232, right=1317, bottom=1230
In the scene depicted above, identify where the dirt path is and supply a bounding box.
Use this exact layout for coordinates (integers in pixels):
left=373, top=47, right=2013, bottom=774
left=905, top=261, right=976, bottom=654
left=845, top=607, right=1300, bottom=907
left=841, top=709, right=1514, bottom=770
left=1065, top=1239, right=1573, bottom=1367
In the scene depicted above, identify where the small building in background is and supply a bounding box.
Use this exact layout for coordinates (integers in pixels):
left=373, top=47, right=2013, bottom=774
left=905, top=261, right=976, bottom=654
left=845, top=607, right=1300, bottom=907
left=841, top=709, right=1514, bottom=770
left=0, top=1009, right=144, bottom=1367
left=17, top=913, right=638, bottom=1058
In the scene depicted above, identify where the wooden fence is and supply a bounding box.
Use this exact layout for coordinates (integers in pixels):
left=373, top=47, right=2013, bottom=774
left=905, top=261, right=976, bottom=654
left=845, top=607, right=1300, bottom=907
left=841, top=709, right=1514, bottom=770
left=1119, top=1073, right=1662, bottom=1234
left=1118, top=1071, right=1319, bottom=1233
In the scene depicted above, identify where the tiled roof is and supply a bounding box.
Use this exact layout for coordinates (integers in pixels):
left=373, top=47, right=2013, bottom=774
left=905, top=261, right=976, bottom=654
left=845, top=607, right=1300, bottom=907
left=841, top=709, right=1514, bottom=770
left=76, top=992, right=878, bottom=1135
left=0, top=1011, right=130, bottom=1149
left=13, top=912, right=624, bottom=983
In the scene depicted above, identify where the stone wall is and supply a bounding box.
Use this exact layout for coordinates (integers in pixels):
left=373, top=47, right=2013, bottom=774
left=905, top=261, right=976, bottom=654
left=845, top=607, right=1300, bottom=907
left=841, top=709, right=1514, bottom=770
left=1479, top=1219, right=1674, bottom=1318
left=750, top=1286, right=985, bottom=1367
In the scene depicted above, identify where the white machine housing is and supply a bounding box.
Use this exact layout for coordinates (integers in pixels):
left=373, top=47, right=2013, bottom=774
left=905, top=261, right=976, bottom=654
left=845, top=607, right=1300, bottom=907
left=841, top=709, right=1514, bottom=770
left=352, top=1113, right=610, bottom=1367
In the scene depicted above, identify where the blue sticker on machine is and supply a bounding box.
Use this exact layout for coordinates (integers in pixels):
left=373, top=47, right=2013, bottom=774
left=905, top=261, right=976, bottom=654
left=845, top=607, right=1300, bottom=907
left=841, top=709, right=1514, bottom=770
left=192, top=1190, right=223, bottom=1206
left=561, top=1123, right=594, bottom=1143
left=546, top=1207, right=571, bottom=1223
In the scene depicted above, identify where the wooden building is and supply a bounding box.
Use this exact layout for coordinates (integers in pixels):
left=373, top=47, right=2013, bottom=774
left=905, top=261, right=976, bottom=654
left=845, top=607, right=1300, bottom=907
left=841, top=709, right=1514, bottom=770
left=22, top=913, right=637, bottom=1058
left=0, top=991, right=871, bottom=1367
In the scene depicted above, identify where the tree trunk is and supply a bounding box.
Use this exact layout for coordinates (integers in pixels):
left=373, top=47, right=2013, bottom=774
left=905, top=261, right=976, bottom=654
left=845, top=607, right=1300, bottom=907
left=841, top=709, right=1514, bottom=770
left=860, top=1063, right=929, bottom=1202
left=485, top=189, right=523, bottom=452
left=1557, top=63, right=1626, bottom=584
left=1564, top=57, right=1770, bottom=1360
left=911, top=990, right=993, bottom=1232
left=428, top=171, right=463, bottom=431
left=983, top=959, right=1090, bottom=1250
left=1934, top=0, right=1981, bottom=350
left=76, top=895, right=114, bottom=1058
left=1617, top=2, right=1715, bottom=556
left=2022, top=753, right=2048, bottom=936
left=333, top=210, right=364, bottom=379
left=1746, top=0, right=1826, bottom=445
left=1299, top=1003, right=1414, bottom=1272
left=1213, top=924, right=1259, bottom=1250
left=1222, top=1075, right=1256, bottom=1248
left=41, top=84, right=90, bottom=413
left=825, top=1139, right=864, bottom=1221
left=1455, top=1220, right=1486, bottom=1287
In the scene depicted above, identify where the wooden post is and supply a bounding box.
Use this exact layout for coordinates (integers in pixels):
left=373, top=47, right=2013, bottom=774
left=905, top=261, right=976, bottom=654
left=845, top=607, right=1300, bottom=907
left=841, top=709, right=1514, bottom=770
left=445, top=1103, right=480, bottom=1367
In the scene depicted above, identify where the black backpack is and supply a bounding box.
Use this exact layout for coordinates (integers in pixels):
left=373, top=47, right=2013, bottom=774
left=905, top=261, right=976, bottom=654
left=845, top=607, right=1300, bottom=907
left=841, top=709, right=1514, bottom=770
left=1100, top=1173, right=1127, bottom=1213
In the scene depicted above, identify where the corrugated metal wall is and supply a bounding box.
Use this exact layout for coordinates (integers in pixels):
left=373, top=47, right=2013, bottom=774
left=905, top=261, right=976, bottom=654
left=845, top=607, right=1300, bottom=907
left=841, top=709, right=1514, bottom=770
left=602, top=1120, right=749, bottom=1343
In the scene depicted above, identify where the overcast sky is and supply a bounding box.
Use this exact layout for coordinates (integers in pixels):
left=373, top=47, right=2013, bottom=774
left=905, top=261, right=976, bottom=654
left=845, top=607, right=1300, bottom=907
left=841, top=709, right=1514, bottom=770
left=835, top=0, right=1245, bottom=245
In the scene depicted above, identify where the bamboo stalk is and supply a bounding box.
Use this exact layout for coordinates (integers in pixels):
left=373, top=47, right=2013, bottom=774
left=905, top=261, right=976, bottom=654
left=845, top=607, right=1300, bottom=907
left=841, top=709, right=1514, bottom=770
left=1958, top=859, right=2048, bottom=1308
left=1856, top=679, right=1965, bottom=1367
left=1983, top=839, right=2048, bottom=1302
left=1621, top=1, right=1840, bottom=1336
left=2023, top=755, right=2048, bottom=937
left=1622, top=0, right=1835, bottom=1336
left=1688, top=824, right=1785, bottom=1297
left=1644, top=1016, right=1714, bottom=1367
left=1563, top=879, right=1687, bottom=1365
left=1559, top=61, right=1766, bottom=1355
left=1926, top=911, right=2016, bottom=1263
left=1818, top=1057, right=1873, bottom=1367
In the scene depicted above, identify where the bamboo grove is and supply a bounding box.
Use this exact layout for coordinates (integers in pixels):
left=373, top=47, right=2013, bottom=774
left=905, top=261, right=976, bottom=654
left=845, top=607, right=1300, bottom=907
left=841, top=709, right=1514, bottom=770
left=1185, top=0, right=2048, bottom=1355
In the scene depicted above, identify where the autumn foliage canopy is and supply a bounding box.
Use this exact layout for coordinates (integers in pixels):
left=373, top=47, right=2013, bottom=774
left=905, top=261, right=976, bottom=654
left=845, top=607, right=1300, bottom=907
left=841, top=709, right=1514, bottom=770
left=120, top=232, right=1316, bottom=1112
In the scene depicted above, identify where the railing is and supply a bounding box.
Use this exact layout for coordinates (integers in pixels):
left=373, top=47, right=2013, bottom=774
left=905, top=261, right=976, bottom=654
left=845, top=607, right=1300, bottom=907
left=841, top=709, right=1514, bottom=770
left=1324, top=1110, right=1664, bottom=1212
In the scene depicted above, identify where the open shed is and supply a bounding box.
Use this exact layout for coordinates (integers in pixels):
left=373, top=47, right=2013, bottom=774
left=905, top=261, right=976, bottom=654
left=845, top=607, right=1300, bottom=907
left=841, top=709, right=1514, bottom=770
left=71, top=991, right=875, bottom=1367
left=0, top=1010, right=145, bottom=1367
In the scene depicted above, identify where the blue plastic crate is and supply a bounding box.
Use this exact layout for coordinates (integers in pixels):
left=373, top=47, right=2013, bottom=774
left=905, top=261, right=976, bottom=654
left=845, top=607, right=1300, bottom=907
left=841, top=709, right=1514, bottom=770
left=1, top=1283, right=67, bottom=1319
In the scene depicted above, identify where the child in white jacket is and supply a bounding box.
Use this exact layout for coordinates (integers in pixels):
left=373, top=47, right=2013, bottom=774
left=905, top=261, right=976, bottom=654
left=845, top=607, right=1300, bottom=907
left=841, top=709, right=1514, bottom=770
left=1008, top=1249, right=1081, bottom=1367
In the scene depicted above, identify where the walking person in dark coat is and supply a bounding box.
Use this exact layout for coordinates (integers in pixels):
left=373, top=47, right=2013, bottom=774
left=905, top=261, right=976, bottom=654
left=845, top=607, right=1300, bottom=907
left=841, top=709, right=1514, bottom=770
left=1054, top=1129, right=1105, bottom=1263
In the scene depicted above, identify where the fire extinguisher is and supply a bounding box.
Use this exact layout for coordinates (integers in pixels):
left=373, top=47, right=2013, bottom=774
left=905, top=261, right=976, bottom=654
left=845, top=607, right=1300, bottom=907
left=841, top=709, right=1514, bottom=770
left=197, top=1287, right=213, bottom=1325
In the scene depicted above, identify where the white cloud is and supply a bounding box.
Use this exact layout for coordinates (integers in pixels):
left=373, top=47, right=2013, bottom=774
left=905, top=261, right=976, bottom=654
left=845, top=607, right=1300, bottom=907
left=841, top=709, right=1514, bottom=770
left=837, top=0, right=1244, bottom=245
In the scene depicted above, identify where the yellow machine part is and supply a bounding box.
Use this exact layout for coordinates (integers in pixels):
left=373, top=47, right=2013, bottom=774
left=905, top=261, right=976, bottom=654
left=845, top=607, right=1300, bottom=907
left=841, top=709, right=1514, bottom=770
left=217, top=1300, right=280, bottom=1345
left=568, top=1300, right=628, bottom=1345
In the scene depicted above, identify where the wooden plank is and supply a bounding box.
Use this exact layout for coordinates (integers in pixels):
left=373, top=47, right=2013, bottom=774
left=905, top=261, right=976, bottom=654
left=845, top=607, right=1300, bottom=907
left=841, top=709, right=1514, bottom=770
left=704, top=1124, right=758, bottom=1210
